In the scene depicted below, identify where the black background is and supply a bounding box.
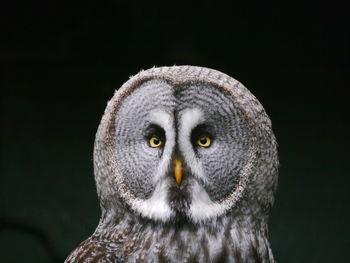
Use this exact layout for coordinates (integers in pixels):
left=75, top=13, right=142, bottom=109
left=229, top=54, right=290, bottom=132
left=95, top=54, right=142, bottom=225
left=1, top=1, right=349, bottom=262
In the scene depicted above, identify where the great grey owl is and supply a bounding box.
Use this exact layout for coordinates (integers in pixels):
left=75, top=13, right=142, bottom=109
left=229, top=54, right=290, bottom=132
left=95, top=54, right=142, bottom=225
left=65, top=66, right=278, bottom=263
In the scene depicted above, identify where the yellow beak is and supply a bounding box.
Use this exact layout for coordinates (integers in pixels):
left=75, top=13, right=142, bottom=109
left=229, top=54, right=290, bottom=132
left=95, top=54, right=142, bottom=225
left=174, top=159, right=183, bottom=185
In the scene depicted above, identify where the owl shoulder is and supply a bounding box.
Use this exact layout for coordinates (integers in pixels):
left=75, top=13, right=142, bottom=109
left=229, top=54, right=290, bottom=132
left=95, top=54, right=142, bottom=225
left=64, top=236, right=125, bottom=263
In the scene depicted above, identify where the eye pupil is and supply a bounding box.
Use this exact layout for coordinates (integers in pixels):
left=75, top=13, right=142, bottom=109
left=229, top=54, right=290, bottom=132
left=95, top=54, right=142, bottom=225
left=153, top=138, right=160, bottom=145
left=200, top=137, right=207, bottom=144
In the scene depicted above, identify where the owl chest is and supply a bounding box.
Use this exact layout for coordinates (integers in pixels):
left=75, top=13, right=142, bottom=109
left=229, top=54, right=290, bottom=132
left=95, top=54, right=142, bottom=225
left=104, top=229, right=232, bottom=263
left=96, top=226, right=273, bottom=263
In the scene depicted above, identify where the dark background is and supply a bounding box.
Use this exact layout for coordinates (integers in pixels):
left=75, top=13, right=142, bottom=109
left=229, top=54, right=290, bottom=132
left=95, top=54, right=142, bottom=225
left=1, top=1, right=349, bottom=262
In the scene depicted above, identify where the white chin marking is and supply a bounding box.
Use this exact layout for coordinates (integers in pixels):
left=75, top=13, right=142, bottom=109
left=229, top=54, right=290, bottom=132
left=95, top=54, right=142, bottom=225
left=131, top=180, right=173, bottom=221
left=189, top=180, right=227, bottom=222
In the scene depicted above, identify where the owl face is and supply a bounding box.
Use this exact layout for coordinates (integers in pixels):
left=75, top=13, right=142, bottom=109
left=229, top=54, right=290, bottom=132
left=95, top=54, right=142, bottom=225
left=111, top=79, right=249, bottom=223
left=95, top=66, right=278, bottom=225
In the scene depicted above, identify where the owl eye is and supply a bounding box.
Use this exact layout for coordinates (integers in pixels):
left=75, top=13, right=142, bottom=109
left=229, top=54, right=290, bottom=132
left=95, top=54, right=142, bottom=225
left=197, top=135, right=212, bottom=147
left=149, top=135, right=163, bottom=147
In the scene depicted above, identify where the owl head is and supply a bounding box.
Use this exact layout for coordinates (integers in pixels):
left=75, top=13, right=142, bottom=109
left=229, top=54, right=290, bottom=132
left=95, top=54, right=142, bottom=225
left=94, top=66, right=278, bottom=226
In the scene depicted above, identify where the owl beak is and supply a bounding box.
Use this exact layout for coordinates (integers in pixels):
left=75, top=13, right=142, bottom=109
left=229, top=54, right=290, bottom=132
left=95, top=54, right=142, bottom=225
left=174, top=159, right=183, bottom=185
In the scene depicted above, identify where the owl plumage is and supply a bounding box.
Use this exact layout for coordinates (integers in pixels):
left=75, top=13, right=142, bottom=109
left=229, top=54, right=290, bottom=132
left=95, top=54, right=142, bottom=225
left=65, top=66, right=278, bottom=263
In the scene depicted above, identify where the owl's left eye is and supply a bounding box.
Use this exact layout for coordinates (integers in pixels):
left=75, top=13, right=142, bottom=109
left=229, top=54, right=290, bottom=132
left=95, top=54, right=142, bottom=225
left=149, top=135, right=163, bottom=147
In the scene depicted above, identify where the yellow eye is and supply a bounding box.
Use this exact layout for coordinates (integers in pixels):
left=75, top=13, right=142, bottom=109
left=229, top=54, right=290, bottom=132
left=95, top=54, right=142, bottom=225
left=149, top=135, right=163, bottom=147
left=197, top=135, right=212, bottom=147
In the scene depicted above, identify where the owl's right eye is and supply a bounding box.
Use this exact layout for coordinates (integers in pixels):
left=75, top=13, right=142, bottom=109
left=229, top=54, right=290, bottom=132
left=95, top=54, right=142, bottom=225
left=197, top=134, right=212, bottom=147
left=149, top=135, right=163, bottom=147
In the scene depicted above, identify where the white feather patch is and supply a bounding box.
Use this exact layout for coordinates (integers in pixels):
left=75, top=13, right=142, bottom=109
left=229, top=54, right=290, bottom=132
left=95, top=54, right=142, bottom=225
left=131, top=180, right=174, bottom=221
left=178, top=108, right=207, bottom=182
left=147, top=109, right=175, bottom=183
left=189, top=180, right=227, bottom=221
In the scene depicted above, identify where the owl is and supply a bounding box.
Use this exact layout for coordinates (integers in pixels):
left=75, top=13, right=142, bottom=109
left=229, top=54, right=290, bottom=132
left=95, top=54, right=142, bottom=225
left=65, top=66, right=278, bottom=263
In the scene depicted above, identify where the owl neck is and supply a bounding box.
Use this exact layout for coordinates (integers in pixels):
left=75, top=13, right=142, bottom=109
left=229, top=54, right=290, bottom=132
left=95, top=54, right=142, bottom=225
left=94, top=211, right=275, bottom=262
